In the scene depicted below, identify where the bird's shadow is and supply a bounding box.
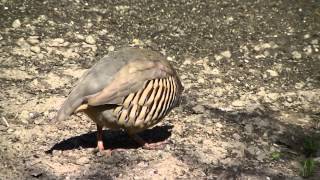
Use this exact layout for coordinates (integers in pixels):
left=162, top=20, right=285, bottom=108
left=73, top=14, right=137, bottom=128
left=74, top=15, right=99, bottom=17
left=46, top=125, right=173, bottom=153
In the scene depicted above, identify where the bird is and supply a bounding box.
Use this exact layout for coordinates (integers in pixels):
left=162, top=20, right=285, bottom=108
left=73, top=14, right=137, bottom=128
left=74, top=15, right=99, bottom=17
left=56, top=47, right=183, bottom=152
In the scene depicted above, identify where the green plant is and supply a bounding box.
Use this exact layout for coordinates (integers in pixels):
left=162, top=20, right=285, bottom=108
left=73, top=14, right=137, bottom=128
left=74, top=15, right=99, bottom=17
left=300, top=158, right=316, bottom=178
left=270, top=151, right=281, bottom=161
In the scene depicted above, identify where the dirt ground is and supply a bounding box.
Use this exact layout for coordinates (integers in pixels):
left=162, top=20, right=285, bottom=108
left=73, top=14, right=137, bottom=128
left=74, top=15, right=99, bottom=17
left=0, top=0, right=320, bottom=179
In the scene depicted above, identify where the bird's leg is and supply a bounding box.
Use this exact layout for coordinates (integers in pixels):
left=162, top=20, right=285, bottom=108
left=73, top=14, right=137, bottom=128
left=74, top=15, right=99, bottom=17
left=96, top=124, right=104, bottom=151
left=130, top=134, right=168, bottom=150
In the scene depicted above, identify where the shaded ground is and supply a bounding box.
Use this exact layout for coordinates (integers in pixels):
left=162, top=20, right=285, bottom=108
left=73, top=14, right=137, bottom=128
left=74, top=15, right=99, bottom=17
left=0, top=0, right=320, bottom=179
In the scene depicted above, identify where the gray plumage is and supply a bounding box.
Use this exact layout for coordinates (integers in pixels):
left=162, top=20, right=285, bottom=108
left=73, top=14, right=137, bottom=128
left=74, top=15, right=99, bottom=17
left=56, top=47, right=183, bottom=139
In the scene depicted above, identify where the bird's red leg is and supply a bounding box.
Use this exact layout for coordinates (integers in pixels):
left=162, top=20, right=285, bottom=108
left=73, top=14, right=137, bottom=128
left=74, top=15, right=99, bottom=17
left=96, top=124, right=104, bottom=151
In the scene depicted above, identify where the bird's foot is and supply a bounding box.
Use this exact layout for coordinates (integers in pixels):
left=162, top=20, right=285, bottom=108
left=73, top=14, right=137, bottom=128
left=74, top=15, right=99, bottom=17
left=93, top=140, right=112, bottom=157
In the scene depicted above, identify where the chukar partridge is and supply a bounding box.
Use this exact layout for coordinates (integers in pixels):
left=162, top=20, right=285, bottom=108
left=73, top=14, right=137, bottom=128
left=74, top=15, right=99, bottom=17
left=56, top=47, right=183, bottom=151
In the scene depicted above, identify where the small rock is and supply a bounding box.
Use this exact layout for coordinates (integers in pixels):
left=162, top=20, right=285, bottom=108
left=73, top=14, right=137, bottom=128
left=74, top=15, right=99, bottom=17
left=132, top=38, right=144, bottom=46
left=30, top=46, right=41, bottom=53
left=214, top=78, right=223, bottom=83
left=254, top=118, right=269, bottom=128
left=214, top=54, right=223, bottom=61
left=75, top=33, right=85, bottom=40
left=12, top=19, right=21, bottom=28
left=48, top=38, right=65, bottom=46
left=246, top=145, right=258, bottom=156
left=167, top=56, right=173, bottom=61
left=76, top=156, right=90, bottom=165
left=47, top=111, right=56, bottom=120
left=16, top=38, right=30, bottom=48
left=244, top=124, right=253, bottom=134
left=232, top=133, right=241, bottom=140
left=304, top=45, right=312, bottom=55
left=232, top=100, right=245, bottom=107
left=215, top=122, right=223, bottom=128
left=292, top=51, right=302, bottom=59
left=311, top=39, right=318, bottom=45
left=108, top=46, right=115, bottom=52
left=198, top=78, right=205, bottom=84
left=183, top=58, right=192, bottom=65
left=314, top=157, right=320, bottom=163
left=261, top=43, right=271, bottom=49
left=192, top=104, right=205, bottom=114
left=30, top=169, right=42, bottom=178
left=27, top=36, right=40, bottom=45
left=85, top=35, right=96, bottom=44
left=295, top=82, right=305, bottom=89
left=256, top=151, right=266, bottom=161
left=211, top=68, right=220, bottom=75
left=254, top=45, right=261, bottom=51
left=304, top=34, right=310, bottom=39
left=225, top=16, right=234, bottom=23
left=267, top=93, right=279, bottom=102
left=19, top=110, right=30, bottom=120
left=214, top=87, right=224, bottom=97
left=266, top=70, right=278, bottom=77
left=180, top=74, right=187, bottom=80
left=221, top=50, right=232, bottom=58
left=286, top=97, right=293, bottom=103
left=34, top=119, right=43, bottom=125
left=29, top=112, right=40, bottom=119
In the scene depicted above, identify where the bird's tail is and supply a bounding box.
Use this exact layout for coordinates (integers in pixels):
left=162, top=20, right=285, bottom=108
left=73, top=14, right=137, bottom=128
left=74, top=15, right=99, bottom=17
left=56, top=91, right=84, bottom=121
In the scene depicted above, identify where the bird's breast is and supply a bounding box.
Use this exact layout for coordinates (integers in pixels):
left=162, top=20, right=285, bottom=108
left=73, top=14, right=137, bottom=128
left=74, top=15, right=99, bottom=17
left=111, top=75, right=181, bottom=131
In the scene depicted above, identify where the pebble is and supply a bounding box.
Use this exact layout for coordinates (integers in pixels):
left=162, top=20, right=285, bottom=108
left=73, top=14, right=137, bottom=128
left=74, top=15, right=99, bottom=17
left=246, top=145, right=258, bottom=156
left=198, top=78, right=205, bottom=84
left=256, top=151, right=266, bottom=161
left=132, top=38, right=144, bottom=46
left=220, top=50, right=232, bottom=58
left=192, top=104, right=205, bottom=114
left=108, top=45, right=115, bottom=52
left=16, top=38, right=30, bottom=48
left=85, top=35, right=96, bottom=44
left=211, top=68, right=220, bottom=75
left=19, top=110, right=30, bottom=120
left=214, top=54, right=223, bottom=61
left=214, top=87, right=224, bottom=97
left=215, top=122, right=223, bottom=128
left=292, top=51, right=302, bottom=59
left=244, top=124, right=253, bottom=134
left=27, top=36, right=40, bottom=45
left=267, top=93, right=279, bottom=101
left=295, top=82, right=305, bottom=89
left=304, top=45, right=312, bottom=55
left=76, top=156, right=90, bottom=165
left=304, top=34, right=310, bottom=39
left=12, top=19, right=21, bottom=28
left=266, top=69, right=279, bottom=77
left=311, top=39, right=318, bottom=45
left=48, top=38, right=65, bottom=47
left=232, top=100, right=245, bottom=107
left=183, top=58, right=192, bottom=65
left=232, top=133, right=241, bottom=140
left=30, top=46, right=41, bottom=53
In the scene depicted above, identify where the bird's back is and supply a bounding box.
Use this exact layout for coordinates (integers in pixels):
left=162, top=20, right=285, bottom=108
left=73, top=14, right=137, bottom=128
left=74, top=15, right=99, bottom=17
left=56, top=48, right=180, bottom=122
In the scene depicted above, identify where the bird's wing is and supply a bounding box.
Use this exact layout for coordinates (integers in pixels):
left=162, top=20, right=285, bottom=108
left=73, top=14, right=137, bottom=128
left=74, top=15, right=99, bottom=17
left=56, top=54, right=127, bottom=121
left=56, top=48, right=175, bottom=121
left=87, top=59, right=174, bottom=106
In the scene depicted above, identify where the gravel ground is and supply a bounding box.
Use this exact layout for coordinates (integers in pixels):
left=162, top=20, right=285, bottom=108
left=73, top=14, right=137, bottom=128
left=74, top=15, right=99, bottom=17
left=0, top=0, right=320, bottom=179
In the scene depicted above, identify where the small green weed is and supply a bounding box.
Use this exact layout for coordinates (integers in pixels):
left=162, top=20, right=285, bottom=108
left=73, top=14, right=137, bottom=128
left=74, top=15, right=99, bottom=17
left=270, top=151, right=281, bottom=161
left=300, top=158, right=316, bottom=178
